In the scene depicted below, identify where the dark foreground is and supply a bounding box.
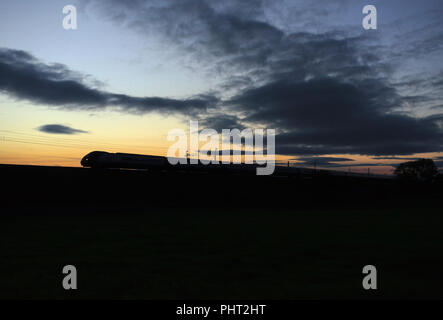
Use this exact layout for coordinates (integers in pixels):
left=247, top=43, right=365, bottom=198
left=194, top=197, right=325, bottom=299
left=1, top=164, right=442, bottom=299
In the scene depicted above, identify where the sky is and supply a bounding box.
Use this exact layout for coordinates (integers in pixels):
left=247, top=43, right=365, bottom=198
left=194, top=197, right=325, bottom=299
left=0, top=0, right=442, bottom=173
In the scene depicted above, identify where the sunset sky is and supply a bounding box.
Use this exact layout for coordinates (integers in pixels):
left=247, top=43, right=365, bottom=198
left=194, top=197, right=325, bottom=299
left=1, top=0, right=442, bottom=174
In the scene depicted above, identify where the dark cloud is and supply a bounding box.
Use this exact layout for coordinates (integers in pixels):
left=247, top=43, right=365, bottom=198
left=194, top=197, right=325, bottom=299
left=325, top=163, right=393, bottom=168
left=198, top=114, right=245, bottom=131
left=373, top=156, right=422, bottom=161
left=292, top=156, right=393, bottom=169
left=388, top=11, right=443, bottom=62
left=88, top=0, right=282, bottom=69
left=225, top=77, right=443, bottom=156
left=0, top=48, right=217, bottom=116
left=37, top=124, right=88, bottom=135
left=295, top=157, right=355, bottom=164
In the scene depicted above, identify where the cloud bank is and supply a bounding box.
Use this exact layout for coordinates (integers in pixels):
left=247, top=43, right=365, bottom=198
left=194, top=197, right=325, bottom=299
left=0, top=48, right=218, bottom=116
left=2, top=0, right=443, bottom=158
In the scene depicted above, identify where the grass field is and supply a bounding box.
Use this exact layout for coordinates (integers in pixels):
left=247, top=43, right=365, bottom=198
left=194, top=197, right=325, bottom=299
left=1, top=207, right=442, bottom=299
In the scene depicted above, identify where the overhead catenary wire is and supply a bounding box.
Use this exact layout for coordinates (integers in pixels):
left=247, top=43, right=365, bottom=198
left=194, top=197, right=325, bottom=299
left=0, top=130, right=169, bottom=154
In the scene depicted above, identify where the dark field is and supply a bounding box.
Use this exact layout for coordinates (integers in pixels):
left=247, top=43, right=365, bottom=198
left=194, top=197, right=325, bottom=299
left=1, top=164, right=442, bottom=299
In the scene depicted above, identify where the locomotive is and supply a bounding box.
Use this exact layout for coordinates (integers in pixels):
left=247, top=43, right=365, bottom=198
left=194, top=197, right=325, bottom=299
left=81, top=151, right=168, bottom=169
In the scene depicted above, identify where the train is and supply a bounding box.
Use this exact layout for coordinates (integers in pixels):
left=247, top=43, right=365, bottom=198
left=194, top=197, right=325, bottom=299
left=80, top=151, right=259, bottom=173
left=80, top=151, right=392, bottom=179
left=81, top=151, right=168, bottom=169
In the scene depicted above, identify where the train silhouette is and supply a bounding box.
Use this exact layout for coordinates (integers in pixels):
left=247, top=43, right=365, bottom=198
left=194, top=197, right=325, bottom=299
left=81, top=151, right=167, bottom=169
left=81, top=151, right=260, bottom=174
left=80, top=151, right=390, bottom=179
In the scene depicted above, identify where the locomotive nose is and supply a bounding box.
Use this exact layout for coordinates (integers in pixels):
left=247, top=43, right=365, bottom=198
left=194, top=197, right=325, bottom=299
left=81, top=155, right=89, bottom=167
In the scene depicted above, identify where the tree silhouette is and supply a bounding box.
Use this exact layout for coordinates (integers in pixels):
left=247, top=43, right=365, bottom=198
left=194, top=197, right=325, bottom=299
left=394, top=158, right=438, bottom=182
